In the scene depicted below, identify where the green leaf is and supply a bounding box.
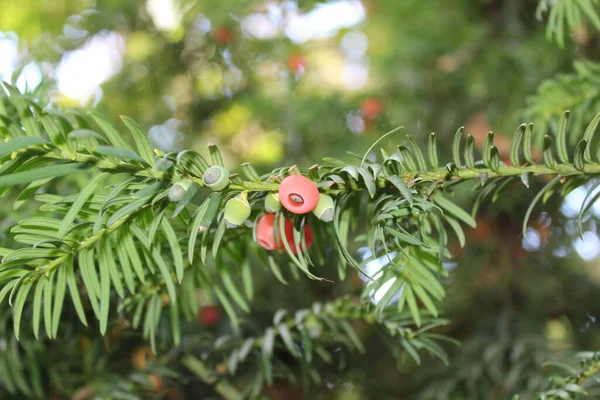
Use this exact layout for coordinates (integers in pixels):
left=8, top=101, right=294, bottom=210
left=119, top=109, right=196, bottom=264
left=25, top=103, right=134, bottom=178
left=268, top=256, right=288, bottom=285
left=13, top=280, right=33, bottom=340
left=94, top=145, right=144, bottom=162
left=445, top=216, right=466, bottom=248
left=583, top=113, right=600, bottom=162
left=40, top=114, right=68, bottom=147
left=43, top=272, right=54, bottom=338
left=211, top=218, right=227, bottom=260
left=121, top=115, right=155, bottom=167
left=123, top=231, right=146, bottom=283
left=51, top=263, right=68, bottom=337
left=523, top=176, right=561, bottom=237
left=106, top=195, right=151, bottom=227
left=452, top=127, right=464, bottom=167
left=68, top=129, right=108, bottom=142
left=99, top=246, right=111, bottom=335
left=113, top=234, right=135, bottom=293
left=404, top=284, right=421, bottom=327
left=161, top=218, right=184, bottom=283
left=555, top=110, right=570, bottom=163
left=357, top=168, right=376, bottom=198
left=188, top=192, right=222, bottom=264
left=412, top=283, right=438, bottom=317
left=208, top=143, right=224, bottom=166
left=574, top=139, right=587, bottom=171
left=172, top=182, right=198, bottom=218
left=509, top=124, right=526, bottom=166
left=384, top=226, right=426, bottom=246
left=241, top=162, right=261, bottom=182
left=100, top=240, right=124, bottom=299
left=385, top=175, right=413, bottom=205
left=262, top=327, right=276, bottom=357
left=241, top=259, right=253, bottom=300
left=405, top=135, right=427, bottom=171
left=0, top=163, right=88, bottom=186
left=32, top=279, right=44, bottom=339
left=433, top=193, right=476, bottom=228
left=521, top=171, right=531, bottom=188
left=427, top=132, right=439, bottom=169
left=0, top=136, right=48, bottom=158
left=66, top=261, right=88, bottom=326
left=214, top=286, right=239, bottom=329
left=340, top=320, right=365, bottom=353
left=361, top=126, right=403, bottom=167
left=543, top=135, right=556, bottom=169
left=170, top=300, right=181, bottom=346
left=89, top=111, right=134, bottom=151
left=464, top=134, right=475, bottom=169
left=221, top=269, right=250, bottom=313
left=397, top=145, right=418, bottom=172
left=13, top=178, right=52, bottom=210
left=278, top=324, right=298, bottom=357
left=489, top=146, right=500, bottom=172
left=482, top=131, right=494, bottom=168
left=523, top=124, right=534, bottom=164
left=152, top=247, right=177, bottom=302
left=176, top=150, right=209, bottom=177
left=58, top=172, right=108, bottom=238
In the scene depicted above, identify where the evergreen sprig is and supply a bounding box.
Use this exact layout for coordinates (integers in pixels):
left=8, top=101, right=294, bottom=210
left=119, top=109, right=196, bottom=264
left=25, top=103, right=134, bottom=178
left=514, top=352, right=600, bottom=400
left=2, top=82, right=600, bottom=397
left=537, top=0, right=600, bottom=48
left=184, top=297, right=455, bottom=399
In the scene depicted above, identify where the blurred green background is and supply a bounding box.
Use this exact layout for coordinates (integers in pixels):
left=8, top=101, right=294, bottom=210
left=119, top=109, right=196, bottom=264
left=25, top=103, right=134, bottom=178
left=4, top=0, right=600, bottom=398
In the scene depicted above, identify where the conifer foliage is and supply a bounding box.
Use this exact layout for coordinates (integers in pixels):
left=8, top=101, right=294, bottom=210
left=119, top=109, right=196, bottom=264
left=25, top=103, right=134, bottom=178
left=3, top=1, right=600, bottom=399
left=1, top=80, right=600, bottom=397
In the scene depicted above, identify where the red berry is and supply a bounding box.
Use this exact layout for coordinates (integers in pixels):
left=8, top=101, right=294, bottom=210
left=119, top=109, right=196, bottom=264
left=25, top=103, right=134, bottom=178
left=283, top=219, right=313, bottom=254
left=287, top=53, right=306, bottom=75
left=361, top=98, right=383, bottom=120
left=256, top=213, right=279, bottom=251
left=199, top=305, right=221, bottom=327
left=213, top=26, right=234, bottom=45
left=255, top=214, right=313, bottom=254
left=278, top=175, right=320, bottom=214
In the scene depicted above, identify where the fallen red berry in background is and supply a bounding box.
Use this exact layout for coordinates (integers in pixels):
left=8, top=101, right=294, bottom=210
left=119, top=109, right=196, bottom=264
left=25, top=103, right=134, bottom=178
left=287, top=53, right=307, bottom=75
left=199, top=305, right=221, bottom=327
left=213, top=26, right=234, bottom=45
left=361, top=98, right=383, bottom=120
left=279, top=175, right=320, bottom=214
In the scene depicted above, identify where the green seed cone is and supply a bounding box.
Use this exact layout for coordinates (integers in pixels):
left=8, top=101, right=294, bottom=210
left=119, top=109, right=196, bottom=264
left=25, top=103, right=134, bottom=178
left=264, top=192, right=281, bottom=213
left=203, top=165, right=230, bottom=191
left=168, top=179, right=192, bottom=202
left=312, top=193, right=335, bottom=222
left=224, top=196, right=251, bottom=228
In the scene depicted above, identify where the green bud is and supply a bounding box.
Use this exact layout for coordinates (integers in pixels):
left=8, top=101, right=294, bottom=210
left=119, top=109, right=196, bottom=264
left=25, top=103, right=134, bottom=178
left=168, top=179, right=192, bottom=202
left=264, top=192, right=281, bottom=213
left=311, top=193, right=335, bottom=222
left=203, top=165, right=230, bottom=191
left=224, top=194, right=251, bottom=228
left=305, top=315, right=322, bottom=339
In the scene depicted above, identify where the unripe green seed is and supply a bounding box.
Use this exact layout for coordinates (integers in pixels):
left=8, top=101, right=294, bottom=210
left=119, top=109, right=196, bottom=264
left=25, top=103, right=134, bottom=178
left=203, top=165, right=230, bottom=191
left=264, top=192, right=281, bottom=213
left=224, top=194, right=251, bottom=228
left=168, top=179, right=192, bottom=202
left=311, top=193, right=335, bottom=222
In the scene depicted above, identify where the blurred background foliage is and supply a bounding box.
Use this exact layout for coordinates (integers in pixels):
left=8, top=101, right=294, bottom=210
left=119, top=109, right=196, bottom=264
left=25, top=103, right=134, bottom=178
left=3, top=0, right=600, bottom=399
